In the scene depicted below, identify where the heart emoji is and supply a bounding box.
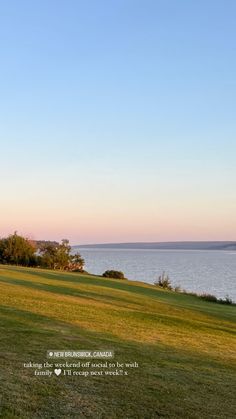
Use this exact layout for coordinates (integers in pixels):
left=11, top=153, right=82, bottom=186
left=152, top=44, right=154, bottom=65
left=54, top=368, right=62, bottom=376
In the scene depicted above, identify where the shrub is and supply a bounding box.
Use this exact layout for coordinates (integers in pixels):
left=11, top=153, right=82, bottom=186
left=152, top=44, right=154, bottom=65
left=218, top=295, right=233, bottom=305
left=200, top=293, right=218, bottom=303
left=154, top=272, right=172, bottom=290
left=155, top=277, right=234, bottom=305
left=199, top=293, right=233, bottom=305
left=185, top=292, right=198, bottom=297
left=102, top=270, right=125, bottom=279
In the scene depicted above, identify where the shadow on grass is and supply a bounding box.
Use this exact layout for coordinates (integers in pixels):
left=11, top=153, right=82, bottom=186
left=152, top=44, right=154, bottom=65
left=0, top=273, right=235, bottom=336
left=4, top=266, right=236, bottom=319
left=0, top=304, right=235, bottom=371
left=26, top=269, right=236, bottom=320
left=0, top=275, right=143, bottom=309
left=1, top=265, right=167, bottom=298
left=0, top=304, right=236, bottom=418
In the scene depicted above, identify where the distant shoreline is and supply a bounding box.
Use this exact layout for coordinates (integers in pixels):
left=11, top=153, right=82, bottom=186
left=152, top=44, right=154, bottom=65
left=73, top=241, right=236, bottom=251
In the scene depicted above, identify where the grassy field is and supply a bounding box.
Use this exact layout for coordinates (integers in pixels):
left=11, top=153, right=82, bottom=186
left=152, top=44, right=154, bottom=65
left=0, top=265, right=235, bottom=418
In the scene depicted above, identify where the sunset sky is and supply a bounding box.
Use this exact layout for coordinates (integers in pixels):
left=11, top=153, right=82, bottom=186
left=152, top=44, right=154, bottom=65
left=0, top=0, right=235, bottom=244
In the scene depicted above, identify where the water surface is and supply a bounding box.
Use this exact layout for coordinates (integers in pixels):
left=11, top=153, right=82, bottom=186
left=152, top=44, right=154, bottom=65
left=74, top=248, right=236, bottom=301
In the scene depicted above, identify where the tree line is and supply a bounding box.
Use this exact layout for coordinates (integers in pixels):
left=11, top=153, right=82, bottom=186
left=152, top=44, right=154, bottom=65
left=0, top=232, right=85, bottom=271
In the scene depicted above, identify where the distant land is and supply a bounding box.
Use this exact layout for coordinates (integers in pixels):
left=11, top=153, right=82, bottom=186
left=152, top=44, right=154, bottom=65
left=74, top=241, right=236, bottom=250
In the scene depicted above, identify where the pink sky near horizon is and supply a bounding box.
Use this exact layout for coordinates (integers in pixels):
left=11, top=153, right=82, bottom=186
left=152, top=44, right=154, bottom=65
left=1, top=167, right=235, bottom=245
left=1, top=201, right=235, bottom=245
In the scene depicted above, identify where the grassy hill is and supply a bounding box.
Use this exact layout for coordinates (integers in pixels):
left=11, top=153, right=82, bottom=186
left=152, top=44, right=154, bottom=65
left=0, top=265, right=235, bottom=418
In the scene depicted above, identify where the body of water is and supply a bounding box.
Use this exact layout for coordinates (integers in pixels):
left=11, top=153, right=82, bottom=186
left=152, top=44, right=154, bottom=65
left=75, top=248, right=236, bottom=301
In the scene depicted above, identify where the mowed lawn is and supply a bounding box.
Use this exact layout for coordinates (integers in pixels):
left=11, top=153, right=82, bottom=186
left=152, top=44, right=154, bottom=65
left=0, top=266, right=235, bottom=418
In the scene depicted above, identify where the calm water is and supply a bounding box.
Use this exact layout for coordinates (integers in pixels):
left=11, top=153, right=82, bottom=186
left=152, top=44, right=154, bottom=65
left=75, top=248, right=236, bottom=301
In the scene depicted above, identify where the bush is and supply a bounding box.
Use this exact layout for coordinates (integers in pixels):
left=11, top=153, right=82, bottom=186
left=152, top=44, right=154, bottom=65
left=199, top=293, right=233, bottom=305
left=152, top=272, right=234, bottom=305
left=102, top=270, right=125, bottom=279
left=154, top=272, right=172, bottom=290
left=218, top=295, right=233, bottom=305
left=200, top=293, right=218, bottom=303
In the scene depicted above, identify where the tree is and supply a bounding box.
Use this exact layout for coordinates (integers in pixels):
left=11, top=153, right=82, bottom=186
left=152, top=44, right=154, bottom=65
left=68, top=252, right=85, bottom=272
left=55, top=239, right=72, bottom=270
left=0, top=233, right=85, bottom=273
left=0, top=232, right=36, bottom=266
left=39, top=239, right=85, bottom=271
left=39, top=242, right=58, bottom=269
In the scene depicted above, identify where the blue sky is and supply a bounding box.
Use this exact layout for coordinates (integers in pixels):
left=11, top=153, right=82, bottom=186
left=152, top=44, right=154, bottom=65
left=0, top=0, right=235, bottom=243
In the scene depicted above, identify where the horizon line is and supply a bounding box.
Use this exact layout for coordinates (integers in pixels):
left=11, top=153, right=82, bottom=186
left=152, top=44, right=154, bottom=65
left=73, top=240, right=236, bottom=246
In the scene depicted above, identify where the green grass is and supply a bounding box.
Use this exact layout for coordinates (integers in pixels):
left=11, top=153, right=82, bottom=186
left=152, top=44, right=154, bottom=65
left=0, top=265, right=235, bottom=418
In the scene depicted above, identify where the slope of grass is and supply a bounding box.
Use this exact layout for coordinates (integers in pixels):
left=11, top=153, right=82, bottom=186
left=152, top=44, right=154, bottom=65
left=0, top=265, right=235, bottom=418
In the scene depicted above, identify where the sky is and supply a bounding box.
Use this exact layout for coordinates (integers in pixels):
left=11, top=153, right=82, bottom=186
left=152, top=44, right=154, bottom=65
left=0, top=0, right=235, bottom=244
